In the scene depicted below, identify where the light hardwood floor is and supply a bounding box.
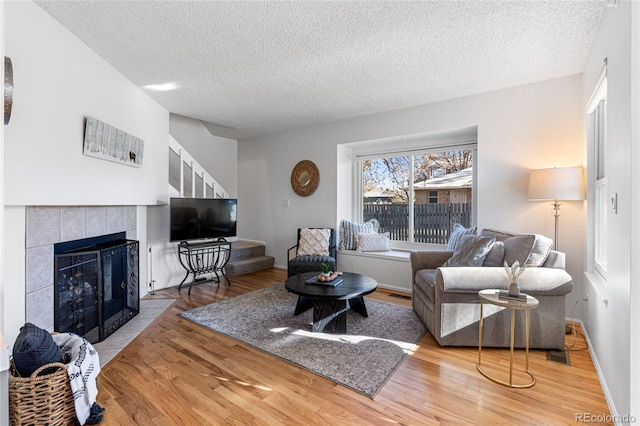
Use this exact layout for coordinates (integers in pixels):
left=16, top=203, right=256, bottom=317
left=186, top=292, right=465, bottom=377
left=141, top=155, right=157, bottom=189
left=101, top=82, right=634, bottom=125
left=97, top=269, right=611, bottom=425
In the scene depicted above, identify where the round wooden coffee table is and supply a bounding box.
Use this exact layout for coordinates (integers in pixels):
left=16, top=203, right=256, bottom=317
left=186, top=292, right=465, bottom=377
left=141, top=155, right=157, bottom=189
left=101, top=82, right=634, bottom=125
left=284, top=271, right=378, bottom=333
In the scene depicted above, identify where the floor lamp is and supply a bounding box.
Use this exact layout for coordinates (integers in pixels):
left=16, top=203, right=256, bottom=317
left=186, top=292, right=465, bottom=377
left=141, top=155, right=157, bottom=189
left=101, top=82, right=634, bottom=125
left=529, top=167, right=585, bottom=336
left=528, top=167, right=585, bottom=251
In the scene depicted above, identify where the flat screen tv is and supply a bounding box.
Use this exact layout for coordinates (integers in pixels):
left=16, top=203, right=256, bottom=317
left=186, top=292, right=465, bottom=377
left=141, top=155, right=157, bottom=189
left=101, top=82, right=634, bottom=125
left=170, top=198, right=237, bottom=242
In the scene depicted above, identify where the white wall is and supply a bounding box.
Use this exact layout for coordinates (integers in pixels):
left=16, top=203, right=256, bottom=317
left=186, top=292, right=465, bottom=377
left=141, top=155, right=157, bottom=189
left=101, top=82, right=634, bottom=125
left=630, top=2, right=640, bottom=420
left=169, top=114, right=238, bottom=197
left=4, top=2, right=167, bottom=207
left=582, top=1, right=634, bottom=421
left=239, top=74, right=586, bottom=304
left=338, top=252, right=412, bottom=293
left=336, top=144, right=355, bottom=224
left=238, top=132, right=340, bottom=263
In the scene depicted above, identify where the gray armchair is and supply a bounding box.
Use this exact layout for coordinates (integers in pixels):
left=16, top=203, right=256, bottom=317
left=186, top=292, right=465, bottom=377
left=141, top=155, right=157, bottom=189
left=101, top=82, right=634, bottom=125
left=287, top=228, right=337, bottom=278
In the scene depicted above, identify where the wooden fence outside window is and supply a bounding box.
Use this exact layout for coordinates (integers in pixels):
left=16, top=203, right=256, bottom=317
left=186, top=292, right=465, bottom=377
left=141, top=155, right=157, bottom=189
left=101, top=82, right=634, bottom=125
left=363, top=203, right=472, bottom=244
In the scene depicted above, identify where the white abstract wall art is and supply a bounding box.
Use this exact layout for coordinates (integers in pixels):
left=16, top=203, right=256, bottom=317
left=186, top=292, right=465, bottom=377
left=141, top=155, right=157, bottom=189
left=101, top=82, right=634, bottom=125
left=83, top=116, right=144, bottom=167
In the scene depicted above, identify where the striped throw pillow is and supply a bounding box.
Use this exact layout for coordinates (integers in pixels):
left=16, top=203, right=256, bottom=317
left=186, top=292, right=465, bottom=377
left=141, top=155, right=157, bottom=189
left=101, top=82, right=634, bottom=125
left=338, top=219, right=379, bottom=250
left=447, top=224, right=477, bottom=251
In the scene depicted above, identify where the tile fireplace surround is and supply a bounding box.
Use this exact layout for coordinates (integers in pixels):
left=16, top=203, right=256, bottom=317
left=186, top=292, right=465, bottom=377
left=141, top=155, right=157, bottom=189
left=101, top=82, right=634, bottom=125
left=25, top=206, right=137, bottom=331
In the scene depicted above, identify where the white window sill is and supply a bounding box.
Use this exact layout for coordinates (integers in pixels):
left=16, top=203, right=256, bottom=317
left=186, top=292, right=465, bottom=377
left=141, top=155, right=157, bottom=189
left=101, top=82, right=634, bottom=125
left=389, top=241, right=445, bottom=252
left=338, top=249, right=411, bottom=261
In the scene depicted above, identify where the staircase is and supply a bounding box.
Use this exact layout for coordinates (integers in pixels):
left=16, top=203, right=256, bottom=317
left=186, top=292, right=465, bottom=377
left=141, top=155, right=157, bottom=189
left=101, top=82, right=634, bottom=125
left=226, top=240, right=275, bottom=276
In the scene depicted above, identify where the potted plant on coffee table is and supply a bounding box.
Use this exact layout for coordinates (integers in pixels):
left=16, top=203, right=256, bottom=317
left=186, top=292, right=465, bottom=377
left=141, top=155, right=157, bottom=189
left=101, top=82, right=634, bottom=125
left=321, top=262, right=332, bottom=278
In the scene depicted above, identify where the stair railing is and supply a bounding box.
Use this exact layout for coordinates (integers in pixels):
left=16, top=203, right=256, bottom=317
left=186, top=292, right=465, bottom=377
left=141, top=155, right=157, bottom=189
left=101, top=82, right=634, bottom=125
left=169, top=136, right=228, bottom=199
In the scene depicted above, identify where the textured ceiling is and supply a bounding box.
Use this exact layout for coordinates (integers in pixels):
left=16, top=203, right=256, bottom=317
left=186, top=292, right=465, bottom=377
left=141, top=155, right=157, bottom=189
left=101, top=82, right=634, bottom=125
left=34, top=1, right=605, bottom=140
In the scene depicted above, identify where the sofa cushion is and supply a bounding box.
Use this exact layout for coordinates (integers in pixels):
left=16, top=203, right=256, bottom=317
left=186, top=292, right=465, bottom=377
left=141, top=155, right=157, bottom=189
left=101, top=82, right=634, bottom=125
left=447, top=224, right=477, bottom=251
left=479, top=228, right=553, bottom=267
left=438, top=267, right=573, bottom=295
left=288, top=255, right=336, bottom=277
left=338, top=219, right=379, bottom=250
left=297, top=228, right=331, bottom=256
left=482, top=241, right=505, bottom=267
left=443, top=234, right=495, bottom=267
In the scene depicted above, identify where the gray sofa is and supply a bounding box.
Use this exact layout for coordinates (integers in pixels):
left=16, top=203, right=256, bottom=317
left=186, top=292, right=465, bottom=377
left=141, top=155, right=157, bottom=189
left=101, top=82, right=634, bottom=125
left=410, top=228, right=573, bottom=350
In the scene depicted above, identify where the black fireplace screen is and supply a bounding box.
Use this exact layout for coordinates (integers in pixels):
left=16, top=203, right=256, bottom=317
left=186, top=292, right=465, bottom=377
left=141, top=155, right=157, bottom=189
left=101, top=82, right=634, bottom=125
left=54, top=237, right=139, bottom=344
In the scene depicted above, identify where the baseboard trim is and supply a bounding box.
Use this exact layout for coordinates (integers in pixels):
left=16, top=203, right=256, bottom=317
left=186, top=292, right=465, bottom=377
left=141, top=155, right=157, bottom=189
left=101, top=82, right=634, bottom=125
left=376, top=282, right=412, bottom=294
left=566, top=317, right=619, bottom=424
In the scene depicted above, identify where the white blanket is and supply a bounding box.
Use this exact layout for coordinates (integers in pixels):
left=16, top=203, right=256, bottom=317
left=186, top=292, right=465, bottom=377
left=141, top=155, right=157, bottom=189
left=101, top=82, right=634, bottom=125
left=52, top=333, right=101, bottom=425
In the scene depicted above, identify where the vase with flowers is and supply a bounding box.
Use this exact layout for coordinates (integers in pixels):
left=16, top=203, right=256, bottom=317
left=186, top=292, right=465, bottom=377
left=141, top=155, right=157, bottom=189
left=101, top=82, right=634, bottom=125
left=502, top=260, right=526, bottom=299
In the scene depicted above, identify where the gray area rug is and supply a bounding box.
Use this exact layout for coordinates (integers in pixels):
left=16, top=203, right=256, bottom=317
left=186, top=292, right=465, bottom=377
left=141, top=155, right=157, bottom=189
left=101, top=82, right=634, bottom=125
left=179, top=283, right=427, bottom=398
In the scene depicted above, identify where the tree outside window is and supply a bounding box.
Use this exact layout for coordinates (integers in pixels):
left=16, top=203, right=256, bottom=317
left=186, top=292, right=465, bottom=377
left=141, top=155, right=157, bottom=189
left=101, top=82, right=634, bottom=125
left=361, top=149, right=473, bottom=245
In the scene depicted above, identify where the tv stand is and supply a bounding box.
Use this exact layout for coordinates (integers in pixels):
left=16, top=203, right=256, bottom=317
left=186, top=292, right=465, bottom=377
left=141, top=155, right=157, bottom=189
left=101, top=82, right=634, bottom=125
left=177, top=238, right=232, bottom=295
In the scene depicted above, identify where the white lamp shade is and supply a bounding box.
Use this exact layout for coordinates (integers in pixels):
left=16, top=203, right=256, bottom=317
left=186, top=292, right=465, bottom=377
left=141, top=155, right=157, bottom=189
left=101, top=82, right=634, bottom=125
left=528, top=167, right=585, bottom=201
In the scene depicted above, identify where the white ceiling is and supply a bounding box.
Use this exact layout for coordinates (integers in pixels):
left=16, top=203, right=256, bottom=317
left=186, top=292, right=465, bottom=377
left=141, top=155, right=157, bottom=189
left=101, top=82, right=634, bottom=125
left=34, top=1, right=605, bottom=140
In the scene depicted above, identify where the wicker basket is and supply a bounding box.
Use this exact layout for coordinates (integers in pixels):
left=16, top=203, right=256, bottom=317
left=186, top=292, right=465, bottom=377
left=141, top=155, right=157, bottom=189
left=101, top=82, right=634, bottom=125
left=9, top=362, right=76, bottom=426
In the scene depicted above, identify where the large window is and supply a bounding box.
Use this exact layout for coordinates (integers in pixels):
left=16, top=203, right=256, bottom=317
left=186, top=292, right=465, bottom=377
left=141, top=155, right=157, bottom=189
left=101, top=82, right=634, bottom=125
left=359, top=148, right=475, bottom=246
left=586, top=62, right=607, bottom=281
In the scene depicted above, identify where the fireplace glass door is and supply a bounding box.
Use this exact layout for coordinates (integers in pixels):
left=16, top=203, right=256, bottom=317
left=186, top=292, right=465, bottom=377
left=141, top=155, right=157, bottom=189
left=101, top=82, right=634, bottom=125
left=54, top=239, right=139, bottom=343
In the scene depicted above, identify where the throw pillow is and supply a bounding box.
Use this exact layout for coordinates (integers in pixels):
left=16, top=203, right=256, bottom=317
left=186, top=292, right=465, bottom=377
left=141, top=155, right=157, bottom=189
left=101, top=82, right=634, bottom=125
left=338, top=219, right=379, bottom=250
left=447, top=224, right=477, bottom=251
left=443, top=234, right=496, bottom=267
left=12, top=322, right=62, bottom=377
left=479, top=228, right=553, bottom=267
left=356, top=232, right=390, bottom=252
left=482, top=241, right=505, bottom=267
left=297, top=228, right=331, bottom=256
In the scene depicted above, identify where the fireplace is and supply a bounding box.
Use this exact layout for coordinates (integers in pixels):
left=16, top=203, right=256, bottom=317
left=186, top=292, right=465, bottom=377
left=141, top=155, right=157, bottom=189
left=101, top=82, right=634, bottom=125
left=54, top=232, right=139, bottom=343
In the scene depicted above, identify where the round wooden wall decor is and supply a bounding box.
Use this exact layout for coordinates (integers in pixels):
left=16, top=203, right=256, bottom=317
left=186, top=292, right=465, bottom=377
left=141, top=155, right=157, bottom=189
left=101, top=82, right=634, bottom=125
left=291, top=160, right=319, bottom=196
left=4, top=56, right=13, bottom=125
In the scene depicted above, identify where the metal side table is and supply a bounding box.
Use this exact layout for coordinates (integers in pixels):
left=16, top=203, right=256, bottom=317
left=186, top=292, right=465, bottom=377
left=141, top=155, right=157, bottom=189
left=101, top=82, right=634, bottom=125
left=476, top=289, right=539, bottom=388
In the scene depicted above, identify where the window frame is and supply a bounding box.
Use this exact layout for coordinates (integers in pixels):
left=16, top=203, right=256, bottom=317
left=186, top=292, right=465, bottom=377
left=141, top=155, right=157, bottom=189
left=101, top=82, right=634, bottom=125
left=355, top=142, right=477, bottom=251
left=586, top=61, right=608, bottom=284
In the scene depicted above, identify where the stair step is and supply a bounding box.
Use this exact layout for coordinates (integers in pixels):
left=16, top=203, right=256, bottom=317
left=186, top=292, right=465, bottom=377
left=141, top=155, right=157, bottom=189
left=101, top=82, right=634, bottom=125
left=226, top=255, right=275, bottom=277
left=230, top=240, right=266, bottom=261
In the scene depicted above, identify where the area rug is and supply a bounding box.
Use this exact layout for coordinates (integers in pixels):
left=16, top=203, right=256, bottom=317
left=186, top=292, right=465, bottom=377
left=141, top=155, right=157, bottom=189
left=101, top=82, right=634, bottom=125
left=179, top=283, right=427, bottom=398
